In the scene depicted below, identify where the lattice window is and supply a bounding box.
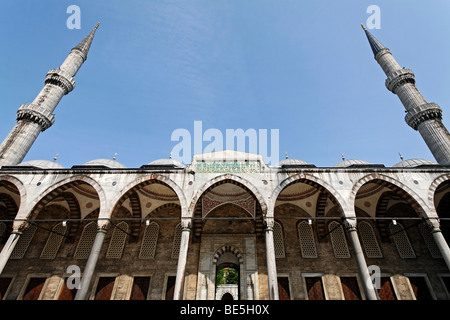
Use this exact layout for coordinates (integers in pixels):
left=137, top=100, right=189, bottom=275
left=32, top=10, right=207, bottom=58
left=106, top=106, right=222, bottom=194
left=389, top=222, right=416, bottom=258
left=297, top=221, right=318, bottom=258
left=0, top=222, right=6, bottom=238
left=358, top=221, right=383, bottom=258
left=40, top=222, right=67, bottom=259
left=171, top=223, right=182, bottom=259
left=273, top=221, right=285, bottom=258
left=139, top=222, right=159, bottom=259
left=106, top=221, right=128, bottom=259
left=74, top=222, right=97, bottom=259
left=418, top=223, right=441, bottom=258
left=329, top=221, right=350, bottom=258
left=10, top=224, right=37, bottom=259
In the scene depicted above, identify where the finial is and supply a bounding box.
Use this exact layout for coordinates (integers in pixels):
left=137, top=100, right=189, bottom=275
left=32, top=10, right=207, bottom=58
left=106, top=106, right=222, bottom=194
left=361, top=23, right=366, bottom=31
left=169, top=152, right=172, bottom=159
left=285, top=152, right=288, bottom=159
left=398, top=152, right=404, bottom=161
left=95, top=22, right=100, bottom=30
left=113, top=153, right=117, bottom=161
left=53, top=153, right=59, bottom=162
left=341, top=153, right=345, bottom=161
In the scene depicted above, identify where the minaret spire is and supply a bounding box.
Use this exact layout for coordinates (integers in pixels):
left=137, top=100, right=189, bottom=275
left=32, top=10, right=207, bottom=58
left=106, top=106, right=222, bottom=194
left=361, top=24, right=387, bottom=57
left=72, top=22, right=100, bottom=61
left=362, top=26, right=450, bottom=165
left=0, top=23, right=100, bottom=166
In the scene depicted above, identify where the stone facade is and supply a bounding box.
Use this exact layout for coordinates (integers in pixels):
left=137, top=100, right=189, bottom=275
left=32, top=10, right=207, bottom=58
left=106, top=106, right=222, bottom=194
left=0, top=151, right=450, bottom=300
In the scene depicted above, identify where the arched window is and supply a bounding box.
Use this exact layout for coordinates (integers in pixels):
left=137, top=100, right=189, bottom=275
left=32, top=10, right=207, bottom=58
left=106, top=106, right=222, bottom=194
left=10, top=224, right=37, bottom=259
left=171, top=223, right=182, bottom=259
left=139, top=221, right=159, bottom=259
left=358, top=221, right=383, bottom=258
left=418, top=223, right=441, bottom=258
left=328, top=221, right=350, bottom=258
left=40, top=222, right=67, bottom=259
left=74, top=221, right=97, bottom=259
left=106, top=221, right=129, bottom=259
left=389, top=222, right=416, bottom=258
left=297, top=221, right=318, bottom=258
left=273, top=221, right=285, bottom=258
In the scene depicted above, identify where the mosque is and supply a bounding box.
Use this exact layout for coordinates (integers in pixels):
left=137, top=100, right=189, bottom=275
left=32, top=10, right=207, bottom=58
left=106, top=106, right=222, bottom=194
left=0, top=23, right=450, bottom=300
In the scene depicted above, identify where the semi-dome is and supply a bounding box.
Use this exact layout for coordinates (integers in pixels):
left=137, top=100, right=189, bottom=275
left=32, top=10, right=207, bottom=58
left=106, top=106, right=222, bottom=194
left=333, top=159, right=371, bottom=167
left=83, top=159, right=126, bottom=169
left=274, top=158, right=309, bottom=167
left=18, top=160, right=65, bottom=169
left=392, top=158, right=438, bottom=168
left=148, top=158, right=185, bottom=168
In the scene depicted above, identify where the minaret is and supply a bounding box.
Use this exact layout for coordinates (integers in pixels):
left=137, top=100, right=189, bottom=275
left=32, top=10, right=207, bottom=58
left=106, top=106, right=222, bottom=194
left=362, top=24, right=450, bottom=165
left=0, top=23, right=100, bottom=166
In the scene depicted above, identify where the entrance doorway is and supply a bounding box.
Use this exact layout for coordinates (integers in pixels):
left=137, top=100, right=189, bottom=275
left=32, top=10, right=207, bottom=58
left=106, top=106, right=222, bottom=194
left=216, top=263, right=239, bottom=300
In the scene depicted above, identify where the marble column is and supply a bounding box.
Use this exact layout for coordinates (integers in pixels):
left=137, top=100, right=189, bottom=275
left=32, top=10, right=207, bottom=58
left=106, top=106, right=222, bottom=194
left=264, top=218, right=279, bottom=300
left=173, top=218, right=191, bottom=300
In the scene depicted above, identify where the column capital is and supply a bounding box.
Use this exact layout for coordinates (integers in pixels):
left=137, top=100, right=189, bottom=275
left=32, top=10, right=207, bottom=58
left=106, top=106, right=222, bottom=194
left=342, top=217, right=357, bottom=231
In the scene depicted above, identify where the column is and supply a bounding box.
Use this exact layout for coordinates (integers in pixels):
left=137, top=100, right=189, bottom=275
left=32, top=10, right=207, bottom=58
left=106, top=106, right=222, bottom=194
left=264, top=218, right=279, bottom=300
left=428, top=219, right=450, bottom=270
left=0, top=231, right=21, bottom=275
left=344, top=219, right=378, bottom=300
left=173, top=218, right=191, bottom=300
left=74, top=224, right=108, bottom=300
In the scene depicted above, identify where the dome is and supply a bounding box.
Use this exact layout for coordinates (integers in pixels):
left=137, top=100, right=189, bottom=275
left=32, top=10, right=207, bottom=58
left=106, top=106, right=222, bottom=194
left=148, top=159, right=185, bottom=168
left=83, top=159, right=126, bottom=169
left=274, top=159, right=309, bottom=167
left=18, top=160, right=65, bottom=169
left=333, top=159, right=371, bottom=167
left=392, top=158, right=438, bottom=168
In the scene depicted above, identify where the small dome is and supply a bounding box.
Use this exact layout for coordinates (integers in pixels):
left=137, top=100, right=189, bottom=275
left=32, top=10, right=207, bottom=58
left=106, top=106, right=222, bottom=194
left=18, top=160, right=65, bottom=169
left=392, top=158, right=438, bottom=168
left=274, top=159, right=309, bottom=167
left=83, top=159, right=126, bottom=169
left=334, top=159, right=371, bottom=167
left=148, top=159, right=185, bottom=168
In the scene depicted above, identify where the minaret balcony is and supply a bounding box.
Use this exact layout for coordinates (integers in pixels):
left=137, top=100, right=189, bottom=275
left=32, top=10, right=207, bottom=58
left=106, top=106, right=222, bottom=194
left=385, top=68, right=415, bottom=93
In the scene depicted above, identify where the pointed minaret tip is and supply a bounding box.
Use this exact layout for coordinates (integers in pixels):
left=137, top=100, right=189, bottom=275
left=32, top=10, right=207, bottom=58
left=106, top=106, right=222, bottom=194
left=72, top=22, right=100, bottom=61
left=361, top=23, right=366, bottom=31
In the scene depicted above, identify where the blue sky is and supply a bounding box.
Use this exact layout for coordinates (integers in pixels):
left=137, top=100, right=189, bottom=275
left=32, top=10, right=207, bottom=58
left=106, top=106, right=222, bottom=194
left=1, top=1, right=450, bottom=168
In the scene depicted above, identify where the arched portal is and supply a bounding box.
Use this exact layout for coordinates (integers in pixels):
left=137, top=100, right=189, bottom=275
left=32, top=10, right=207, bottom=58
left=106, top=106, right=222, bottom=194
left=193, top=178, right=262, bottom=300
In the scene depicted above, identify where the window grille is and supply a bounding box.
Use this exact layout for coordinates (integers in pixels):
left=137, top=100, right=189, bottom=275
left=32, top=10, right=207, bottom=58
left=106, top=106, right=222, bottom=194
left=139, top=222, right=159, bottom=259
left=297, top=221, right=318, bottom=258
left=74, top=222, right=97, bottom=259
left=358, top=221, right=383, bottom=258
left=418, top=223, right=441, bottom=258
left=171, top=223, right=182, bottom=259
left=40, top=222, right=67, bottom=259
left=10, top=224, right=37, bottom=259
left=389, top=222, right=416, bottom=258
left=329, top=221, right=350, bottom=258
left=273, top=221, right=285, bottom=258
left=106, top=221, right=128, bottom=259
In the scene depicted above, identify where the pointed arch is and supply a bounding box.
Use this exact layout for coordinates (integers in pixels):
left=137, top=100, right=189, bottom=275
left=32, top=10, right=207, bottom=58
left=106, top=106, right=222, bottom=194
left=24, top=175, right=105, bottom=222
left=188, top=174, right=268, bottom=216
left=350, top=173, right=430, bottom=219
left=271, top=173, right=347, bottom=218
